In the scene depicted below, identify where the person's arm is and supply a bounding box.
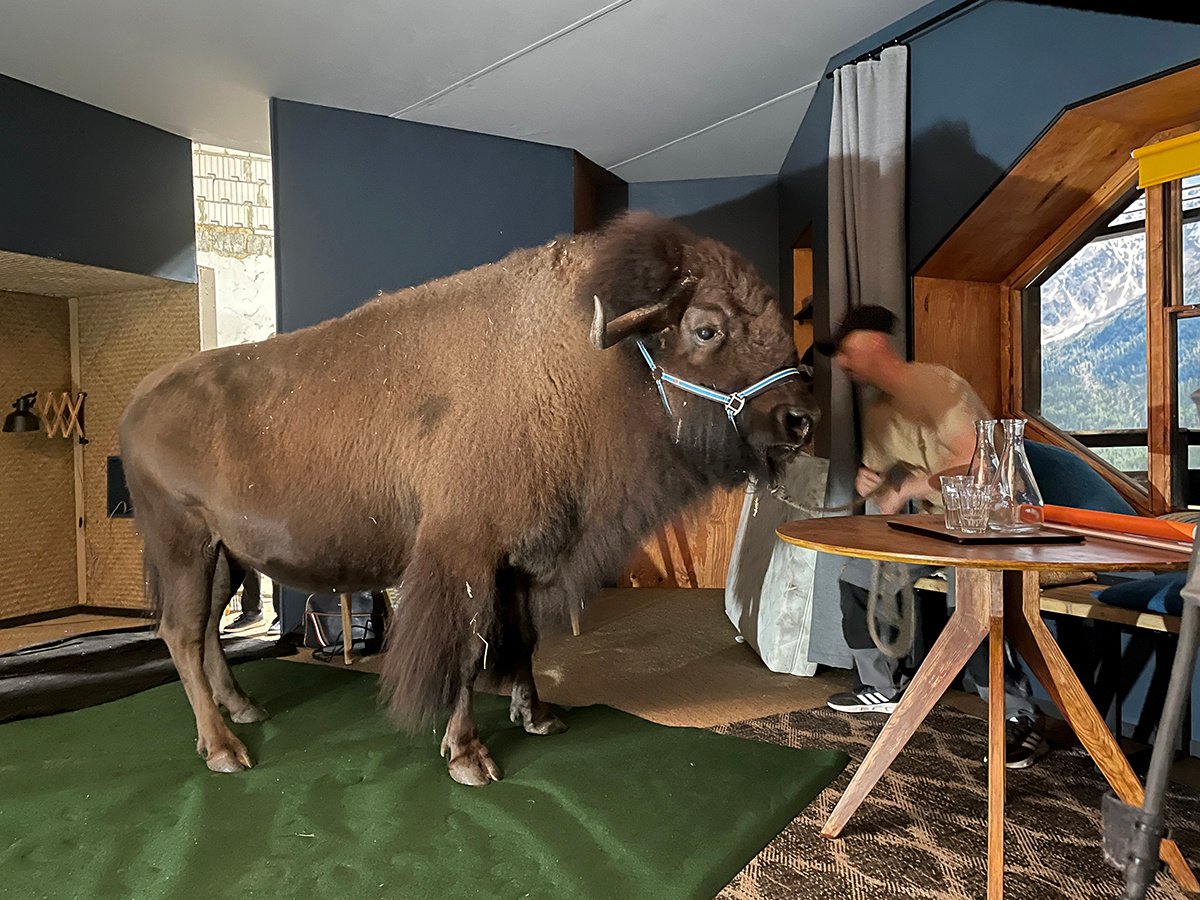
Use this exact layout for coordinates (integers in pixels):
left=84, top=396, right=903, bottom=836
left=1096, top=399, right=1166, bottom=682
left=874, top=385, right=981, bottom=514
left=875, top=433, right=974, bottom=515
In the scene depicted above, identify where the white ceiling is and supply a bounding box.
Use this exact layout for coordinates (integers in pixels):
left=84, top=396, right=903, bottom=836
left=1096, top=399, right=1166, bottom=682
left=0, top=0, right=930, bottom=181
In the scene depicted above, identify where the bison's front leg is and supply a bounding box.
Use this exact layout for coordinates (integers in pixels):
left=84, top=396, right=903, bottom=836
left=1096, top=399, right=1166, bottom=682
left=440, top=682, right=502, bottom=786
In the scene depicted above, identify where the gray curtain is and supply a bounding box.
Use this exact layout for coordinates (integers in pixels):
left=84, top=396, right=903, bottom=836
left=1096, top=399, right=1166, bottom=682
left=808, top=45, right=909, bottom=670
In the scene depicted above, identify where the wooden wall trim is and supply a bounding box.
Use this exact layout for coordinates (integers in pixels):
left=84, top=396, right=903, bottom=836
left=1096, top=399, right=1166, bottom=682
left=1145, top=182, right=1181, bottom=514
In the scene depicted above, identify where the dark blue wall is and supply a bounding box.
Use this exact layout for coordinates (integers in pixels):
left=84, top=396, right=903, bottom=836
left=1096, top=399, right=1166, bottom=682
left=908, top=1, right=1200, bottom=269
left=0, top=74, right=195, bottom=281
left=627, top=175, right=780, bottom=296
left=271, top=98, right=577, bottom=333
left=779, top=0, right=1200, bottom=305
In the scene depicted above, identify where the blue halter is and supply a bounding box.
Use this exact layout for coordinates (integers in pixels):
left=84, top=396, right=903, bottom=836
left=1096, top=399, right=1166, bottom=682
left=635, top=339, right=805, bottom=429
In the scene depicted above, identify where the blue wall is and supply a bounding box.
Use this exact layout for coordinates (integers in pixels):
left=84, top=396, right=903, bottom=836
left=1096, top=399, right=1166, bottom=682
left=627, top=175, right=780, bottom=297
left=779, top=0, right=1200, bottom=310
left=271, top=98, right=577, bottom=333
left=908, top=1, right=1200, bottom=269
left=0, top=73, right=195, bottom=281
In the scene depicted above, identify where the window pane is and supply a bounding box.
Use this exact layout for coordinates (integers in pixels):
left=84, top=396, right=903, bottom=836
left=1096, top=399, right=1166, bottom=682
left=1040, top=231, right=1147, bottom=475
left=1186, top=216, right=1199, bottom=307
left=1184, top=174, right=1200, bottom=213
left=1110, top=192, right=1147, bottom=227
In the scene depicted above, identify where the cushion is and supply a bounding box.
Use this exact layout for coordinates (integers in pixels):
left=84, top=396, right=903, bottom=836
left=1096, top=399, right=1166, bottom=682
left=1097, top=572, right=1186, bottom=616
left=1024, top=440, right=1136, bottom=514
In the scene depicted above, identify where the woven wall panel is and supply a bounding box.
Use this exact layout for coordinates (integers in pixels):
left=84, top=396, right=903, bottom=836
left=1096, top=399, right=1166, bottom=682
left=0, top=249, right=174, bottom=299
left=0, top=292, right=76, bottom=619
left=78, top=284, right=199, bottom=609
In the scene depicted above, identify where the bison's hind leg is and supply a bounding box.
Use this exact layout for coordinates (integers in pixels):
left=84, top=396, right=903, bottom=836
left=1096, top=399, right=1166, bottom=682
left=153, top=535, right=254, bottom=773
left=204, top=548, right=269, bottom=724
left=498, top=570, right=566, bottom=736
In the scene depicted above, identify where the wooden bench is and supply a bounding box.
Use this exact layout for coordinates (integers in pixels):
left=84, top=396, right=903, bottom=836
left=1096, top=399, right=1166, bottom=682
left=913, top=576, right=1181, bottom=633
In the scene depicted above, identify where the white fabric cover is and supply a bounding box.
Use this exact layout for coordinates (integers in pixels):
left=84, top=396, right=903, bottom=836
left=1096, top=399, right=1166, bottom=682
left=725, top=456, right=829, bottom=676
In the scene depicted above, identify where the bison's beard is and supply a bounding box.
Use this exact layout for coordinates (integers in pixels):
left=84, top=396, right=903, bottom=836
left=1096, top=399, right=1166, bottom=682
left=670, top=401, right=783, bottom=489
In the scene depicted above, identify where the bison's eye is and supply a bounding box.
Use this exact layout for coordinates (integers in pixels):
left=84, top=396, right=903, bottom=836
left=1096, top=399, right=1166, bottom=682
left=696, top=326, right=717, bottom=343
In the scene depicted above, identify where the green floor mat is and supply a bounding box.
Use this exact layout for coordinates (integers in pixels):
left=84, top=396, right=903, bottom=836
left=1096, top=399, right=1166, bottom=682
left=0, top=659, right=845, bottom=900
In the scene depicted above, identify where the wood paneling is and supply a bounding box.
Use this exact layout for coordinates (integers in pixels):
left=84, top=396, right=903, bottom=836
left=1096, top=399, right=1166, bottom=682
left=912, top=277, right=1004, bottom=414
left=620, top=487, right=744, bottom=589
left=921, top=63, right=1200, bottom=283
left=793, top=247, right=814, bottom=355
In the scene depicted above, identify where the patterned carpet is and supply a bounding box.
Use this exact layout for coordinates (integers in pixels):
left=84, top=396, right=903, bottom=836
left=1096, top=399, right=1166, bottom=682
left=716, top=705, right=1200, bottom=900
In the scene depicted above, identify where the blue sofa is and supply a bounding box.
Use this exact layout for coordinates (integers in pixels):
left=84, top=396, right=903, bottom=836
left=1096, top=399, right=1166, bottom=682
left=1025, top=440, right=1186, bottom=615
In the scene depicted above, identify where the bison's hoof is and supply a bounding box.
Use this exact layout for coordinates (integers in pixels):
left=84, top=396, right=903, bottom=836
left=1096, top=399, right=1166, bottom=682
left=524, top=714, right=567, bottom=736
left=446, top=741, right=503, bottom=787
left=230, top=702, right=270, bottom=724
left=511, top=702, right=568, bottom=736
left=197, top=736, right=254, bottom=773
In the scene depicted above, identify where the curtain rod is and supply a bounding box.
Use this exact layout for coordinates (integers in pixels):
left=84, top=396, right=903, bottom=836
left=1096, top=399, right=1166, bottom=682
left=824, top=0, right=982, bottom=78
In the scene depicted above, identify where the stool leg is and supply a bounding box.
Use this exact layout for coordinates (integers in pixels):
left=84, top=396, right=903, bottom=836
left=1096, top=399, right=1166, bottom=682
left=340, top=592, right=353, bottom=666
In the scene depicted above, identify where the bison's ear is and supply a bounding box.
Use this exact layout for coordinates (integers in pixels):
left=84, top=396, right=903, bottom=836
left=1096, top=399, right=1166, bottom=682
left=582, top=212, right=699, bottom=350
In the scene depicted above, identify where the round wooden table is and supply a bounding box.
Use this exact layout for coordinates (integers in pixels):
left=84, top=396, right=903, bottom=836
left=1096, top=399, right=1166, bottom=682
left=776, top=514, right=1195, bottom=900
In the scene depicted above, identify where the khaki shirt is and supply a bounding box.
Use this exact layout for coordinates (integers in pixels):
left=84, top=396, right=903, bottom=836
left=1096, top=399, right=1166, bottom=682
left=861, top=363, right=992, bottom=513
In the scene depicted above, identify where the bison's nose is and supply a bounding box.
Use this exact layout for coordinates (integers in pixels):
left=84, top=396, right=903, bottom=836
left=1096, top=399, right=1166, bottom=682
left=776, top=405, right=814, bottom=445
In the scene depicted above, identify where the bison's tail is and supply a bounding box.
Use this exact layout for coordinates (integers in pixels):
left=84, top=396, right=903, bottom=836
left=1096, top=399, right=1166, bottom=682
left=378, top=543, right=498, bottom=731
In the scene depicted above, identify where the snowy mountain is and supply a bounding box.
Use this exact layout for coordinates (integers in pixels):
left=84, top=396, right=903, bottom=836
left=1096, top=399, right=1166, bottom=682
left=1037, top=209, right=1199, bottom=469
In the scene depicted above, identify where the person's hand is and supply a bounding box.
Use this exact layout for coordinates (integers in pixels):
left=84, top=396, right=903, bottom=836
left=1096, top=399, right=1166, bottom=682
left=855, top=467, right=883, bottom=498
left=875, top=489, right=907, bottom=515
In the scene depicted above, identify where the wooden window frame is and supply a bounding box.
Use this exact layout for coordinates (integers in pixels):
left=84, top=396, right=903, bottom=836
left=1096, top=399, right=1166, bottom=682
left=1009, top=169, right=1197, bottom=515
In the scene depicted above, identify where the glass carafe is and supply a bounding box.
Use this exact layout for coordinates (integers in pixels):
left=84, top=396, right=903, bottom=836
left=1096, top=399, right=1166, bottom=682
left=989, top=418, right=1044, bottom=533
left=966, top=419, right=999, bottom=488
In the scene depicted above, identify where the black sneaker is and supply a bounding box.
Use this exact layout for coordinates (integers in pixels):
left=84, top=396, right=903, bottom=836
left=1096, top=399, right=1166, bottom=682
left=827, top=686, right=903, bottom=714
left=266, top=615, right=281, bottom=637
left=221, top=610, right=264, bottom=634
left=985, top=716, right=1048, bottom=769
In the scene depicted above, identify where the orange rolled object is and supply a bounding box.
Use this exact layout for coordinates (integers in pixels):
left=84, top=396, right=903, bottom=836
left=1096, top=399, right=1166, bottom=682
left=1042, top=505, right=1196, bottom=543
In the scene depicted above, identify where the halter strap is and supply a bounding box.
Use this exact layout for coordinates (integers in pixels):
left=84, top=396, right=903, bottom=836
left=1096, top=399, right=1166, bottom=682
left=635, top=340, right=804, bottom=428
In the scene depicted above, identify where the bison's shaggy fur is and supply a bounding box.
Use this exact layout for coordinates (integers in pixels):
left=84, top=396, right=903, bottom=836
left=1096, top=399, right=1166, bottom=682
left=119, top=212, right=817, bottom=783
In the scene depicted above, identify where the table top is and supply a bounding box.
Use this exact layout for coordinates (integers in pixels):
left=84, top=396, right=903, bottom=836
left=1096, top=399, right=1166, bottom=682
left=776, top=514, right=1193, bottom=572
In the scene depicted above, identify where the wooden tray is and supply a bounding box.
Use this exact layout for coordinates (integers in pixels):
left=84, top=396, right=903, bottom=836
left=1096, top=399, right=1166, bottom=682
left=886, top=517, right=1086, bottom=545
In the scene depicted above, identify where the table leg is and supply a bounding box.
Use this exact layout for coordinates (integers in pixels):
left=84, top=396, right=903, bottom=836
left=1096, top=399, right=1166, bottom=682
left=1005, top=571, right=1199, bottom=892
left=988, top=585, right=1005, bottom=900
left=822, top=567, right=999, bottom=840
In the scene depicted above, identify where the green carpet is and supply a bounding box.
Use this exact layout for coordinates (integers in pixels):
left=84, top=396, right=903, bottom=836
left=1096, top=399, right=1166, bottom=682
left=0, top=660, right=845, bottom=900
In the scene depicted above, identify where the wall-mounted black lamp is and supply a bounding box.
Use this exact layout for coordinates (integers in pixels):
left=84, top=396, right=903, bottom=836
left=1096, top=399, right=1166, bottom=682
left=3, top=392, right=41, bottom=433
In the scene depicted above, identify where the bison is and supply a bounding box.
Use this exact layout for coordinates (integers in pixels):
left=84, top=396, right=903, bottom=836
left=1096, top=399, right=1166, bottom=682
left=119, top=212, right=818, bottom=785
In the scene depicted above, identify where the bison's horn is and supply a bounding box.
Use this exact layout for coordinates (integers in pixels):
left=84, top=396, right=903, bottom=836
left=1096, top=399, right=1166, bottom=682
left=590, top=295, right=608, bottom=350
left=591, top=298, right=672, bottom=350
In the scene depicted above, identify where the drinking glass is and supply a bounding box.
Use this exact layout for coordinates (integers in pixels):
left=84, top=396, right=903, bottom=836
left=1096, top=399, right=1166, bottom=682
left=956, top=481, right=994, bottom=534
left=940, top=475, right=966, bottom=531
